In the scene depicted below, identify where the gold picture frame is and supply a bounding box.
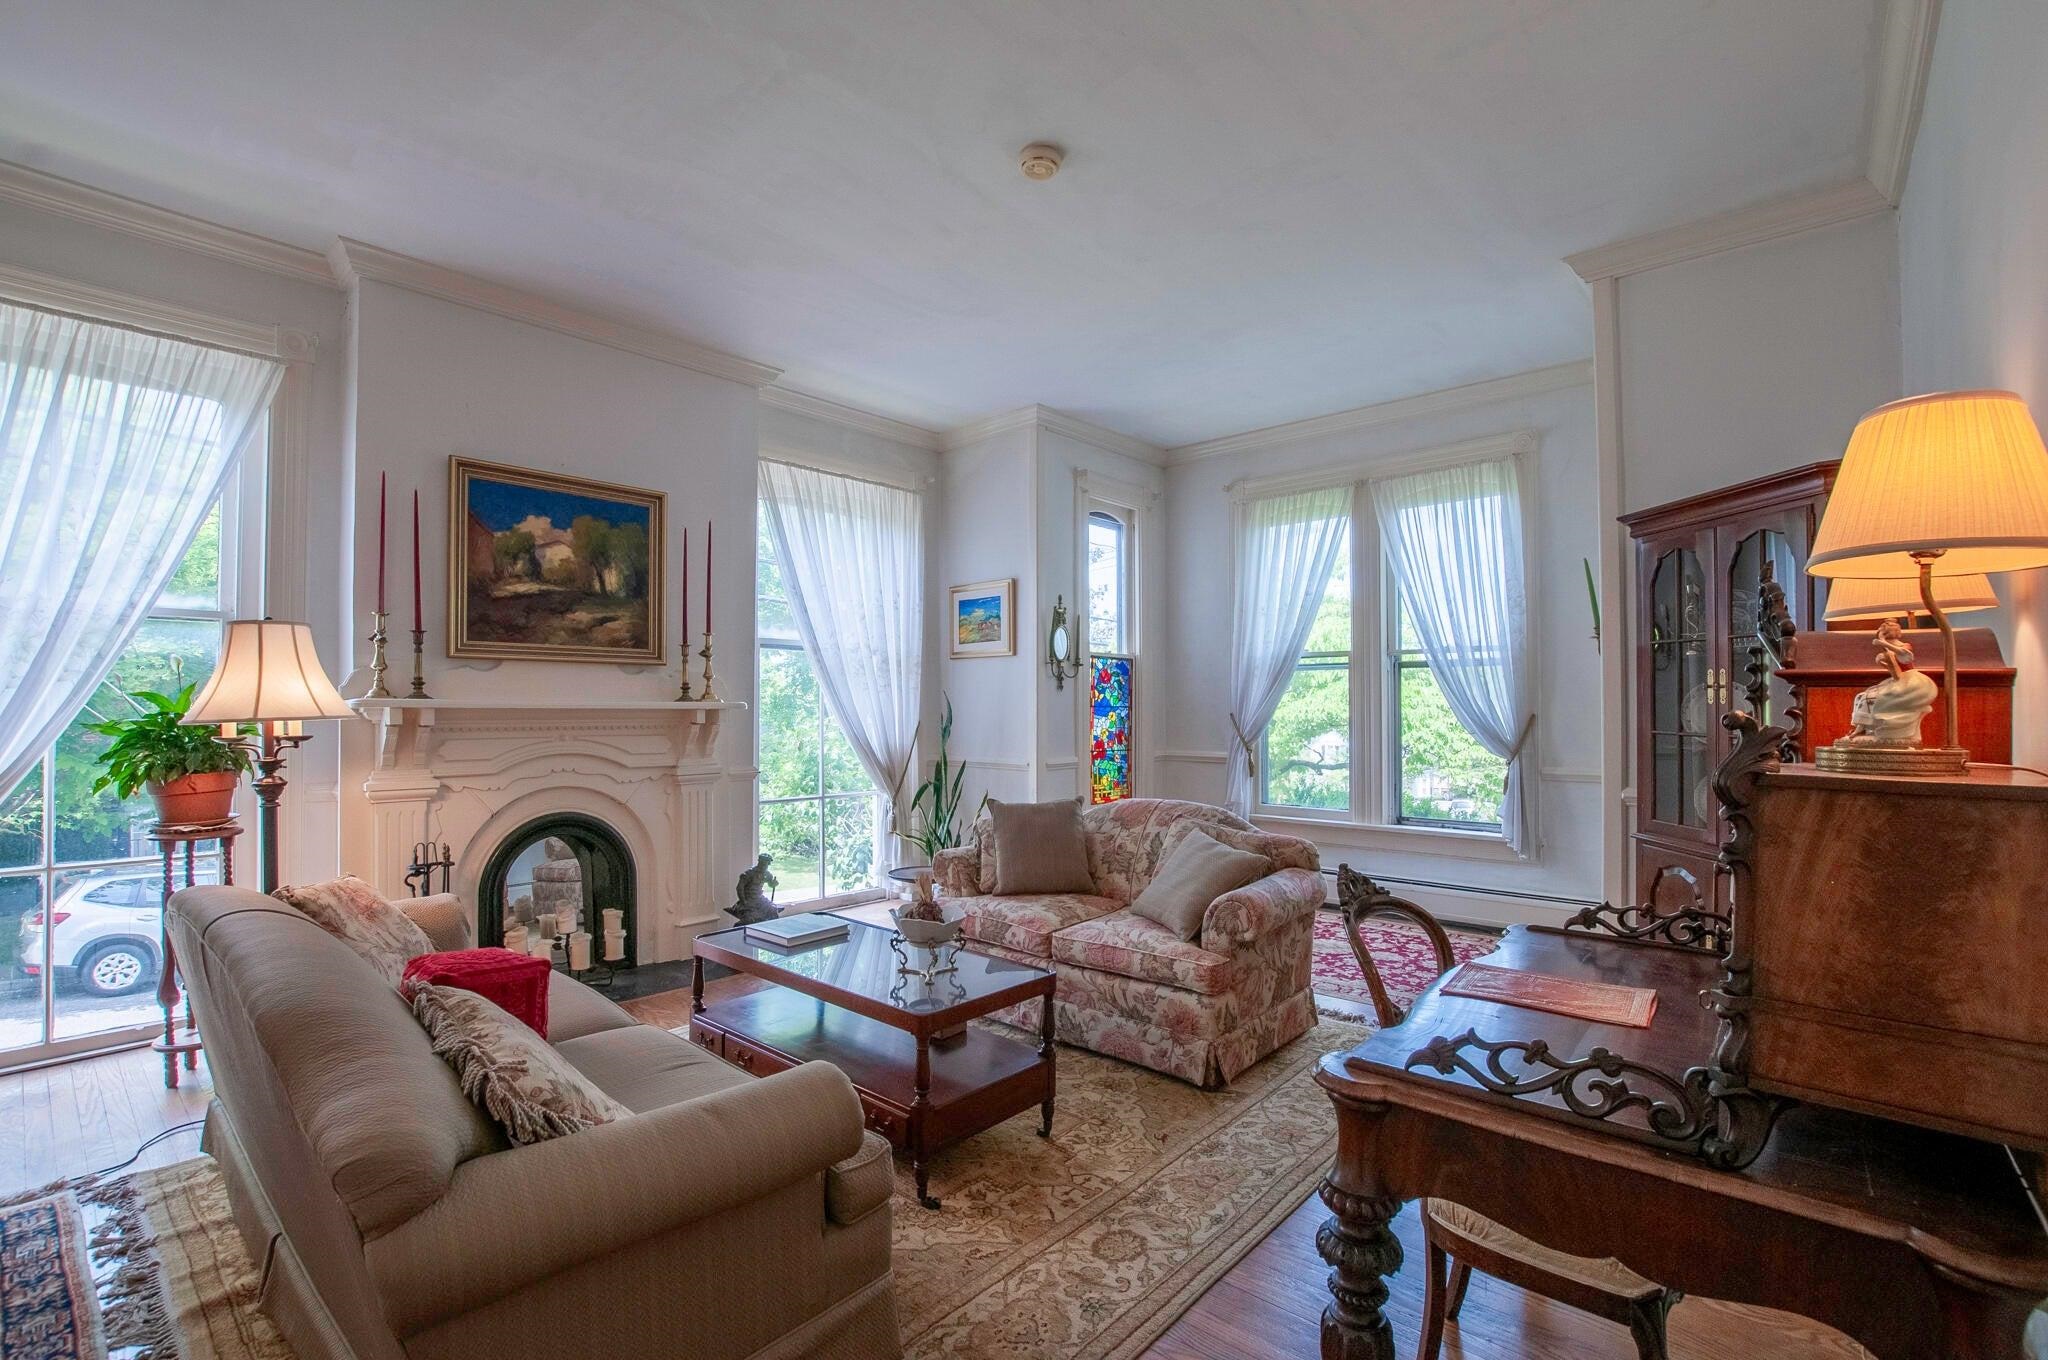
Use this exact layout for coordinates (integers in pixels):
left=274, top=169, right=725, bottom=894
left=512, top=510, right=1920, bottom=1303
left=448, top=456, right=666, bottom=663
left=948, top=578, right=1016, bottom=658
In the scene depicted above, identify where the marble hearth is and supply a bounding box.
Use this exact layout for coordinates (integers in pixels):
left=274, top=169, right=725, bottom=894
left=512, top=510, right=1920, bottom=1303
left=350, top=698, right=743, bottom=965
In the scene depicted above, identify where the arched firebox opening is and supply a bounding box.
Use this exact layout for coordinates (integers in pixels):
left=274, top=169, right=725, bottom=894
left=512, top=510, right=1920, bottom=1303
left=475, top=813, right=636, bottom=969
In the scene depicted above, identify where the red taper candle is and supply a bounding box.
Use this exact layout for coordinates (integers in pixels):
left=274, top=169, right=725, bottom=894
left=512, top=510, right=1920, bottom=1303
left=704, top=520, right=713, bottom=633
left=376, top=472, right=387, bottom=612
left=411, top=489, right=423, bottom=631
left=680, top=525, right=689, bottom=640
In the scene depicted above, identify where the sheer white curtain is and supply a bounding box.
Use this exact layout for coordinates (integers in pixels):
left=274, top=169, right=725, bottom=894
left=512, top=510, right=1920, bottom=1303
left=1371, top=456, right=1536, bottom=852
left=0, top=302, right=282, bottom=798
left=1226, top=484, right=1351, bottom=818
left=759, top=459, right=924, bottom=870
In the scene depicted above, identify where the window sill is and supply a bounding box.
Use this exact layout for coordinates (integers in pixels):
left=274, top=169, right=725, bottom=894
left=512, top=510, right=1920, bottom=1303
left=1251, top=812, right=1527, bottom=864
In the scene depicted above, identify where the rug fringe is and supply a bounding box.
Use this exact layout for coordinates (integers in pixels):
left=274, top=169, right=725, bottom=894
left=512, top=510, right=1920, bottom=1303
left=80, top=1171, right=183, bottom=1359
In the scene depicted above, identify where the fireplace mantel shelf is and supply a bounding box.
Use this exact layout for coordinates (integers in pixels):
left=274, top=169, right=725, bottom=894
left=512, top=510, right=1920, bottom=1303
left=349, top=698, right=746, bottom=714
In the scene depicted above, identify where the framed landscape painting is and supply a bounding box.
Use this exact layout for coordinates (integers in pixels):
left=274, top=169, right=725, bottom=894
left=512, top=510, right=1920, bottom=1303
left=948, top=578, right=1015, bottom=658
left=449, top=457, right=665, bottom=663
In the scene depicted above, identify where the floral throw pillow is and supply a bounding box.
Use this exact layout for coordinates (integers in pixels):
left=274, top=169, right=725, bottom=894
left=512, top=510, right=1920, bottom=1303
left=404, top=981, right=631, bottom=1145
left=272, top=875, right=435, bottom=986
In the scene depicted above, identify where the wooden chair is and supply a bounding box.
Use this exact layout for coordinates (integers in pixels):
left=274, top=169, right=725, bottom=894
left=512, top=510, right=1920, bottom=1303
left=1335, top=866, right=1684, bottom=1360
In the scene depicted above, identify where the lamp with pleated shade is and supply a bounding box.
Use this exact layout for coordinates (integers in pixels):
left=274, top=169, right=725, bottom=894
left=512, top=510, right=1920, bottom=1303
left=183, top=620, right=356, bottom=890
left=1821, top=573, right=1999, bottom=623
left=1808, top=390, right=2048, bottom=773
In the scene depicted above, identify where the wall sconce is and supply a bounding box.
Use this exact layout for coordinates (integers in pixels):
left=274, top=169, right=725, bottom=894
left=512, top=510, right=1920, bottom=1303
left=1046, top=595, right=1082, bottom=690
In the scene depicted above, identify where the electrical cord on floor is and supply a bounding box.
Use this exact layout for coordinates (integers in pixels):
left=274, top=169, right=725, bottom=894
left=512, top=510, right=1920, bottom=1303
left=92, top=1118, right=205, bottom=1179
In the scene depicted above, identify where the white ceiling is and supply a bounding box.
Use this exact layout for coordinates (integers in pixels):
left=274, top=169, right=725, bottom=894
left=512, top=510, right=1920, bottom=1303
left=0, top=1, right=1884, bottom=447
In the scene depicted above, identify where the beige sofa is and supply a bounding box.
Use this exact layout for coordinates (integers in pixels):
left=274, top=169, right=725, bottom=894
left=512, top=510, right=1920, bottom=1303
left=934, top=799, right=1322, bottom=1087
left=168, top=884, right=900, bottom=1360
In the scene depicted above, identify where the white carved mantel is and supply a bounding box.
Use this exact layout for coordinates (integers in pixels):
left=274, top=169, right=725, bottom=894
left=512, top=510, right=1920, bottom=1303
left=350, top=698, right=745, bottom=964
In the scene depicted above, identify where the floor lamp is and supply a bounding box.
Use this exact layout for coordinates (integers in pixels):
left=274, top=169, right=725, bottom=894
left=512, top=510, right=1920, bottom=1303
left=183, top=620, right=355, bottom=893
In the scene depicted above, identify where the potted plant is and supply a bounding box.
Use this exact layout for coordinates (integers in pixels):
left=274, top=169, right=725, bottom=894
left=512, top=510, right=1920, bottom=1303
left=891, top=695, right=988, bottom=865
left=89, top=682, right=253, bottom=827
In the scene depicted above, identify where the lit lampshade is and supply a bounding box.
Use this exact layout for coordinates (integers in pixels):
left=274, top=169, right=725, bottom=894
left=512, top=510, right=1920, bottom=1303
left=184, top=620, right=353, bottom=725
left=1808, top=390, right=2048, bottom=579
left=1823, top=573, right=1999, bottom=623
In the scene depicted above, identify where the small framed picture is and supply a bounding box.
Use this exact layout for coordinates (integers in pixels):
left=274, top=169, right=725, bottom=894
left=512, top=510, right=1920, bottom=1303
left=948, top=578, right=1016, bottom=658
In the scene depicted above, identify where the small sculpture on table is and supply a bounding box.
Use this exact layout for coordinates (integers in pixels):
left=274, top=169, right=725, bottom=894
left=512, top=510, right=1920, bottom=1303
left=728, top=854, right=780, bottom=926
left=1818, top=619, right=1946, bottom=774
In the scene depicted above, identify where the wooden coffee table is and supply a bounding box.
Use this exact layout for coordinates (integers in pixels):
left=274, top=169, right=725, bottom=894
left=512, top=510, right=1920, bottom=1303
left=689, top=919, right=1056, bottom=1209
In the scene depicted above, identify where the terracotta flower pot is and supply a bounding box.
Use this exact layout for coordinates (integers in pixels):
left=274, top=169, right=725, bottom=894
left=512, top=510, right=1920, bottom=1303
left=148, top=771, right=240, bottom=828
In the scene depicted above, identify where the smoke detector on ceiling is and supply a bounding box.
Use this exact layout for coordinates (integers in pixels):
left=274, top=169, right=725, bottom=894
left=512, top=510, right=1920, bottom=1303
left=1019, top=143, right=1063, bottom=181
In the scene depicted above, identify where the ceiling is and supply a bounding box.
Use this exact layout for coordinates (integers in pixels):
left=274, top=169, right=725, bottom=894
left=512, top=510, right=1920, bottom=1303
left=0, top=1, right=1887, bottom=447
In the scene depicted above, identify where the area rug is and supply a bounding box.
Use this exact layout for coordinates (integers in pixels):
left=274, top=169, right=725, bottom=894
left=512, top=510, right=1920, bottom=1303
left=1311, top=909, right=1498, bottom=1015
left=0, top=1159, right=291, bottom=1360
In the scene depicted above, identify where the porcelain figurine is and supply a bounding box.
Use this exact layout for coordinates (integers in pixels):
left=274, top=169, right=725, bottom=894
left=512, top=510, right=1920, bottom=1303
left=1835, top=620, right=1938, bottom=748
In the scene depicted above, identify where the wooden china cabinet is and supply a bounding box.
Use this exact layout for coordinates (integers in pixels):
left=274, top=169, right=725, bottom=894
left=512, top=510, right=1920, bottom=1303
left=1619, top=462, right=1837, bottom=914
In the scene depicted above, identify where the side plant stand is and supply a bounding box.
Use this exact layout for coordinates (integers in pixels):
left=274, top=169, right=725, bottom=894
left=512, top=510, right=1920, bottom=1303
left=147, top=820, right=241, bottom=1089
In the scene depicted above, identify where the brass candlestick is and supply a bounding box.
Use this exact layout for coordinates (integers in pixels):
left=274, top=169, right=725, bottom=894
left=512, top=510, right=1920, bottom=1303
left=366, top=611, right=394, bottom=699
left=675, top=638, right=695, bottom=701
left=408, top=628, right=431, bottom=698
left=698, top=631, right=718, bottom=702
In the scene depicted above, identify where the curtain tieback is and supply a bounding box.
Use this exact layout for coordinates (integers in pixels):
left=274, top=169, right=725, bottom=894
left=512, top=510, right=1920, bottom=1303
left=1499, top=716, right=1531, bottom=790
left=1227, top=711, right=1259, bottom=780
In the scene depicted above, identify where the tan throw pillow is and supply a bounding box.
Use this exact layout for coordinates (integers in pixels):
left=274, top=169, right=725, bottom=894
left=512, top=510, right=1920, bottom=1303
left=404, top=981, right=631, bottom=1145
left=1159, top=820, right=1319, bottom=875
left=988, top=799, right=1095, bottom=895
left=1128, top=829, right=1272, bottom=941
left=273, top=875, right=435, bottom=985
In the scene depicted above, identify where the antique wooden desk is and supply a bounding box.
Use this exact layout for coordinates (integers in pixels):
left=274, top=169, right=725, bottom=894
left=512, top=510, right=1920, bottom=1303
left=1314, top=924, right=2048, bottom=1359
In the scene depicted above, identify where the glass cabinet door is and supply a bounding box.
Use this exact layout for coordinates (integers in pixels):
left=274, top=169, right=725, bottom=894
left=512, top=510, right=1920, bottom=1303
left=1727, top=526, right=1801, bottom=727
left=1647, top=541, right=1712, bottom=831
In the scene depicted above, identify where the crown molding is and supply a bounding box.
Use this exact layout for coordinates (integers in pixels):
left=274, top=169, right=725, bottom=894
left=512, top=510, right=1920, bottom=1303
left=1227, top=429, right=1538, bottom=503
left=940, top=404, right=1166, bottom=464
left=1034, top=407, right=1167, bottom=466
left=1565, top=178, right=1891, bottom=283
left=757, top=384, right=944, bottom=450
left=327, top=237, right=781, bottom=388
left=1867, top=0, right=1942, bottom=205
left=1168, top=360, right=1591, bottom=465
left=0, top=160, right=334, bottom=287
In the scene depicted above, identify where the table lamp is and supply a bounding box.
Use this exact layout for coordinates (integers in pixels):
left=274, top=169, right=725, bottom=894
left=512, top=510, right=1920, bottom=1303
left=1808, top=390, right=2048, bottom=774
left=1822, top=573, right=1999, bottom=625
left=183, top=620, right=355, bottom=891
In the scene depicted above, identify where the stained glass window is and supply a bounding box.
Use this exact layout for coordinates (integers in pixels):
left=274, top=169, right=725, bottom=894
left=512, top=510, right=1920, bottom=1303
left=1090, top=655, right=1133, bottom=804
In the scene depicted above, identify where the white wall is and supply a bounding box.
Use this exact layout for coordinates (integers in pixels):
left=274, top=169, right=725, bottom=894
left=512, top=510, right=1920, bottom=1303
left=1898, top=0, right=2048, bottom=766
left=1156, top=382, right=1604, bottom=926
left=936, top=424, right=1038, bottom=811
left=333, top=279, right=763, bottom=903
left=1617, top=212, right=1901, bottom=514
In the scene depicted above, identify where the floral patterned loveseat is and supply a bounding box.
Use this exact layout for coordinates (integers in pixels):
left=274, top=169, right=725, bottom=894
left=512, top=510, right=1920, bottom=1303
left=933, top=799, right=1321, bottom=1087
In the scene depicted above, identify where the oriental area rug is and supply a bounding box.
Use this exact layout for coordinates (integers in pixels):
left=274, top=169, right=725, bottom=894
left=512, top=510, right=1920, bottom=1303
left=0, top=1158, right=290, bottom=1360
left=1310, top=911, right=1498, bottom=1016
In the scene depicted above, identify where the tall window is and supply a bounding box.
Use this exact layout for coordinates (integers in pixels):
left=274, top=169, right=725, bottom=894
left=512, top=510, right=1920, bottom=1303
left=1262, top=528, right=1352, bottom=812
left=1390, top=594, right=1507, bottom=827
left=1251, top=446, right=1527, bottom=840
left=755, top=516, right=884, bottom=903
left=0, top=491, right=250, bottom=1062
left=1087, top=506, right=1136, bottom=804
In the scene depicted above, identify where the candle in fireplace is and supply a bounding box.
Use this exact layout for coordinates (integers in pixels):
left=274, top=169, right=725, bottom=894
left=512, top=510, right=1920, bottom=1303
left=602, top=929, right=625, bottom=963
left=569, top=932, right=592, bottom=971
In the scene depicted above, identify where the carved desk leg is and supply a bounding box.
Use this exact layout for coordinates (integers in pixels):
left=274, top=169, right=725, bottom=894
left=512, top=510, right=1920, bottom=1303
left=1317, top=1097, right=1405, bottom=1360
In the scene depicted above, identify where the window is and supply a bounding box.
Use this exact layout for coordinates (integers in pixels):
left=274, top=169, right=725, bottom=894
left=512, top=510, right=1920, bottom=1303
left=1390, top=595, right=1507, bottom=828
left=1262, top=527, right=1352, bottom=812
left=0, top=488, right=253, bottom=1064
left=1086, top=506, right=1136, bottom=804
left=1249, top=443, right=1530, bottom=847
left=755, top=515, right=884, bottom=904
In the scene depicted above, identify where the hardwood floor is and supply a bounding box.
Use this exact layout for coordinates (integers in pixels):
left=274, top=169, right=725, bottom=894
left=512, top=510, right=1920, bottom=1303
left=0, top=975, right=1868, bottom=1359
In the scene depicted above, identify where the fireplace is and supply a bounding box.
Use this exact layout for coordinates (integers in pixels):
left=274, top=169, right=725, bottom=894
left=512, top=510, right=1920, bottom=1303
left=476, top=814, right=636, bottom=967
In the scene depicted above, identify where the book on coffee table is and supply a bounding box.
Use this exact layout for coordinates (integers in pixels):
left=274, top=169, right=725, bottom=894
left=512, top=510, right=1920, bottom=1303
left=1440, top=961, right=1658, bottom=1028
left=744, top=912, right=850, bottom=949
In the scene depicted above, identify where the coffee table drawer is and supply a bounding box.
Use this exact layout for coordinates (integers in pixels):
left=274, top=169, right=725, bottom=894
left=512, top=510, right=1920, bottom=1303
left=723, top=1031, right=795, bottom=1079
left=686, top=1019, right=723, bottom=1057
left=860, top=1095, right=909, bottom=1148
